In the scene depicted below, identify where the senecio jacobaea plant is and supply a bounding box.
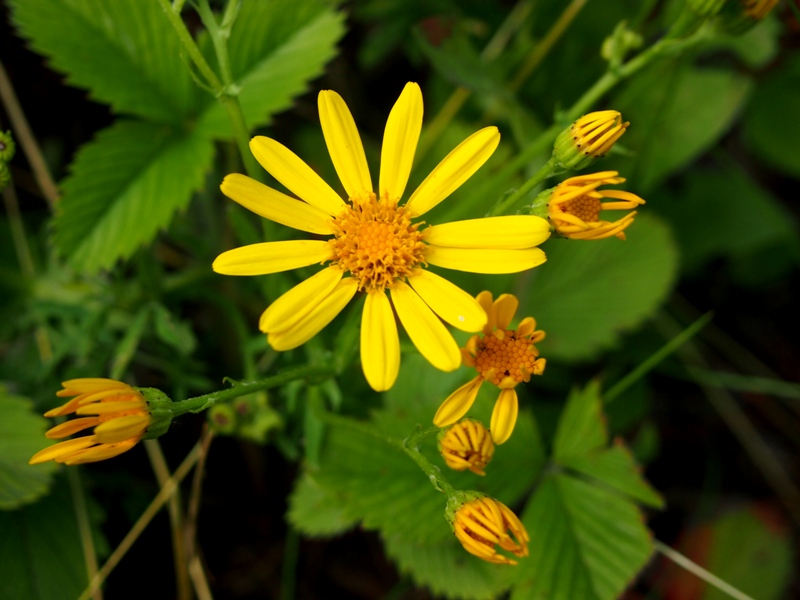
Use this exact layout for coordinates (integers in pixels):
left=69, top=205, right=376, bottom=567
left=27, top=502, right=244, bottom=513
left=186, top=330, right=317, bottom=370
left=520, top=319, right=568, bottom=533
left=212, top=82, right=552, bottom=392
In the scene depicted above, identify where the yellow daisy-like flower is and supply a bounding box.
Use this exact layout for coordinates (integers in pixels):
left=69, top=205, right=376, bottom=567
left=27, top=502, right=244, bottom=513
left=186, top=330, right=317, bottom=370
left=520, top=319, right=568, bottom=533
left=438, top=418, right=495, bottom=476
left=547, top=171, right=645, bottom=241
left=433, top=292, right=545, bottom=444
left=452, top=496, right=529, bottom=565
left=29, top=379, right=151, bottom=465
left=213, top=82, right=551, bottom=391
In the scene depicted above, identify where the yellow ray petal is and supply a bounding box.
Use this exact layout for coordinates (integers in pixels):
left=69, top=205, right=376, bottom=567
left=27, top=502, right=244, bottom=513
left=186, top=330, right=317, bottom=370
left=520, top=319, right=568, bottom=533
left=249, top=136, right=345, bottom=215
left=29, top=437, right=96, bottom=465
left=390, top=281, right=460, bottom=372
left=45, top=417, right=99, bottom=439
left=379, top=82, right=423, bottom=202
left=59, top=378, right=130, bottom=394
left=493, top=294, right=519, bottom=330
left=75, top=401, right=145, bottom=415
left=361, top=291, right=400, bottom=392
left=425, top=246, right=546, bottom=274
left=220, top=173, right=334, bottom=235
left=424, top=216, right=550, bottom=249
left=406, top=269, right=486, bottom=332
left=490, top=388, right=519, bottom=444
left=267, top=278, right=358, bottom=351
left=433, top=376, right=484, bottom=427
left=94, top=415, right=150, bottom=444
left=259, top=267, right=343, bottom=333
left=63, top=440, right=138, bottom=465
left=212, top=240, right=332, bottom=276
left=318, top=90, right=372, bottom=200
left=406, top=127, right=500, bottom=217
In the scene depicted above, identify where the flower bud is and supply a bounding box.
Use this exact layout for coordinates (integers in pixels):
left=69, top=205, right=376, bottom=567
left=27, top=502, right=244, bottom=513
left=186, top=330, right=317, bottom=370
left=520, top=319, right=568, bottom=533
left=553, top=111, right=628, bottom=171
left=445, top=492, right=529, bottom=565
left=438, top=419, right=495, bottom=475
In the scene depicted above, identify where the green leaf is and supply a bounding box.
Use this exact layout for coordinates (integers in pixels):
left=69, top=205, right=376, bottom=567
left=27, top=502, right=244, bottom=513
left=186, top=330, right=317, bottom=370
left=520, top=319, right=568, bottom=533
left=384, top=534, right=512, bottom=600
left=153, top=304, right=197, bottom=356
left=10, top=0, right=196, bottom=123
left=0, top=481, right=87, bottom=599
left=287, top=473, right=358, bottom=537
left=195, top=1, right=345, bottom=138
left=614, top=62, right=751, bottom=192
left=53, top=120, right=214, bottom=273
left=511, top=474, right=653, bottom=600
left=519, top=214, right=678, bottom=361
left=0, top=388, right=57, bottom=509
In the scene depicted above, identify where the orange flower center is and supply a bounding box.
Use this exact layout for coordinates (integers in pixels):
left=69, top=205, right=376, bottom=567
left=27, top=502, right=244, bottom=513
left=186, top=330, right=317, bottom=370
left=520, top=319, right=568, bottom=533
left=556, top=195, right=601, bottom=224
left=474, top=332, right=538, bottom=387
left=329, top=194, right=426, bottom=292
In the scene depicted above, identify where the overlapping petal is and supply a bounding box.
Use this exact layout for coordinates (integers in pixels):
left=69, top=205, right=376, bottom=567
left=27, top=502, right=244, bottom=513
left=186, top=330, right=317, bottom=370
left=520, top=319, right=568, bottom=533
left=259, top=267, right=343, bottom=333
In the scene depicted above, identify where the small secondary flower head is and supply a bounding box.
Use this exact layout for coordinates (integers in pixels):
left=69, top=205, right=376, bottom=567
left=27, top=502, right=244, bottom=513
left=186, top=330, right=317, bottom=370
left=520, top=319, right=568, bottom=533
left=29, top=379, right=171, bottom=465
left=446, top=492, right=529, bottom=565
left=553, top=111, right=628, bottom=171
left=438, top=419, right=495, bottom=475
left=212, top=83, right=551, bottom=392
left=433, top=292, right=545, bottom=444
left=545, top=171, right=645, bottom=240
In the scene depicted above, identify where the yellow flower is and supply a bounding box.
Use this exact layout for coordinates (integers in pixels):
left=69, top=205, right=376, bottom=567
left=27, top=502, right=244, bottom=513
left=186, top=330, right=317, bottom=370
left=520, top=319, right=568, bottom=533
left=451, top=495, right=529, bottom=565
left=438, top=419, right=495, bottom=476
left=213, top=83, right=551, bottom=391
left=547, top=171, right=645, bottom=240
left=433, top=292, right=545, bottom=444
left=553, top=110, right=629, bottom=171
left=29, top=379, right=151, bottom=465
left=742, top=0, right=778, bottom=19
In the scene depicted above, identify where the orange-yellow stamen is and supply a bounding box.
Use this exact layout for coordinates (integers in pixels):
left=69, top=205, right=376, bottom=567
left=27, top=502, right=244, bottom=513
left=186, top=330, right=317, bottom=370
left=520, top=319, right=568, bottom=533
left=555, top=195, right=602, bottom=225
left=474, top=330, right=539, bottom=388
left=329, top=194, right=426, bottom=292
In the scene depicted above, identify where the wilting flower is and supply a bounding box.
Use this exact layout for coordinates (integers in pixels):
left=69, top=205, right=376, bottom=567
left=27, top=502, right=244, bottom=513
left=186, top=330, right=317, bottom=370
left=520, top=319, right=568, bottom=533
left=552, top=111, right=629, bottom=171
left=433, top=292, right=545, bottom=444
left=546, top=171, right=645, bottom=240
left=213, top=82, right=550, bottom=391
left=438, top=419, right=495, bottom=475
left=30, top=379, right=151, bottom=465
left=448, top=494, right=529, bottom=565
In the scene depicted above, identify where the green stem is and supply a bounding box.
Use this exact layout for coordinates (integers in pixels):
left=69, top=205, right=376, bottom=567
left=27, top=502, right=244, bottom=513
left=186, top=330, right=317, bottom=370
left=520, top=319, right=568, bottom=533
left=490, top=155, right=559, bottom=216
left=172, top=364, right=335, bottom=416
left=67, top=468, right=103, bottom=600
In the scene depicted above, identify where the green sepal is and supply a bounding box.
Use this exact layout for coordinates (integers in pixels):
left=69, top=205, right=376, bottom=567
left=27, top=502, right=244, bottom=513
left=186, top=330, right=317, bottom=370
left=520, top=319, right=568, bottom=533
left=444, top=490, right=486, bottom=531
left=553, top=125, right=597, bottom=171
left=527, top=187, right=555, bottom=221
left=138, top=387, right=174, bottom=440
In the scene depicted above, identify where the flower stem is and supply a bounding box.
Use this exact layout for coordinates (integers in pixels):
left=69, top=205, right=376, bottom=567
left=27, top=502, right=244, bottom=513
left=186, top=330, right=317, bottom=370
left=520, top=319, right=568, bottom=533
left=490, top=155, right=559, bottom=216
left=171, top=364, right=336, bottom=416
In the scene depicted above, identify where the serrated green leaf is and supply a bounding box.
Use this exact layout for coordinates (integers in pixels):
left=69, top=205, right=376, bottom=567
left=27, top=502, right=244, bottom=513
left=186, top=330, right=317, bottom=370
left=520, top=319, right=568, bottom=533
left=519, top=214, right=678, bottom=361
left=511, top=474, right=653, bottom=600
left=384, top=534, right=512, bottom=600
left=560, top=445, right=664, bottom=509
left=10, top=0, right=196, bottom=123
left=287, top=473, right=357, bottom=537
left=195, top=2, right=345, bottom=137
left=0, top=388, right=57, bottom=509
left=0, top=481, right=87, bottom=599
left=614, top=63, right=751, bottom=192
left=552, top=382, right=607, bottom=460
left=54, top=120, right=214, bottom=273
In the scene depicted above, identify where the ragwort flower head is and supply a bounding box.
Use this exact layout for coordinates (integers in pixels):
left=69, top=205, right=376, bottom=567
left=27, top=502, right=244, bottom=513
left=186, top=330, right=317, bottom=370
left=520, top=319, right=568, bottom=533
left=447, top=493, right=529, bottom=565
left=433, top=292, right=545, bottom=444
left=30, top=379, right=152, bottom=465
left=438, top=418, right=495, bottom=476
left=546, top=171, right=645, bottom=241
left=553, top=110, right=629, bottom=171
left=213, top=83, right=551, bottom=391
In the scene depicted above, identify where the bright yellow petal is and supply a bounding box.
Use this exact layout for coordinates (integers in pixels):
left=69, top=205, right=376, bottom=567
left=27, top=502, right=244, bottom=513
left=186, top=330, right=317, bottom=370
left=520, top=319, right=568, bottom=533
left=267, top=278, right=358, bottom=351
left=361, top=291, right=400, bottom=392
left=29, top=437, right=96, bottom=465
left=406, top=127, right=500, bottom=217
left=318, top=90, right=372, bottom=200
left=220, top=173, right=334, bottom=235
left=433, top=376, right=484, bottom=427
left=62, top=440, right=138, bottom=465
left=94, top=415, right=150, bottom=444
left=490, top=388, right=518, bottom=444
left=259, top=267, right=343, bottom=333
left=75, top=401, right=145, bottom=415
left=425, top=246, right=546, bottom=273
left=212, top=240, right=332, bottom=276
left=379, top=82, right=422, bottom=201
left=249, top=136, right=345, bottom=215
left=424, top=216, right=550, bottom=249
left=406, top=269, right=486, bottom=332
left=390, top=281, right=460, bottom=372
left=45, top=417, right=99, bottom=439
left=493, top=294, right=518, bottom=330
